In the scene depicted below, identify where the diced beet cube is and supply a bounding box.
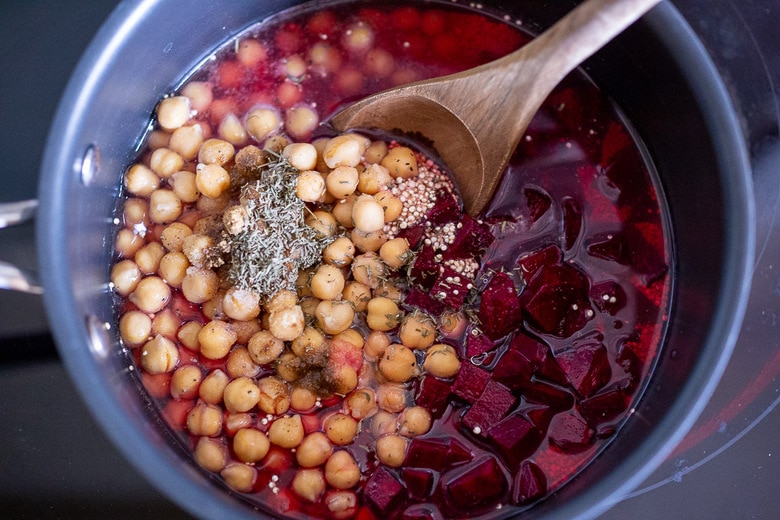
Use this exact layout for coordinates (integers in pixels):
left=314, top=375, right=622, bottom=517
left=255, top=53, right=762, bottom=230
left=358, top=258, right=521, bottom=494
left=521, top=379, right=575, bottom=411
left=478, top=270, right=522, bottom=340
left=444, top=214, right=495, bottom=260
left=511, top=461, right=547, bottom=505
left=524, top=186, right=552, bottom=224
left=616, top=342, right=642, bottom=394
left=521, top=263, right=593, bottom=338
left=578, top=385, right=629, bottom=426
left=442, top=455, right=509, bottom=509
left=587, top=232, right=628, bottom=264
left=452, top=362, right=491, bottom=403
left=556, top=342, right=611, bottom=398
left=408, top=245, right=440, bottom=290
left=427, top=189, right=461, bottom=225
left=487, top=413, right=541, bottom=469
left=548, top=410, right=595, bottom=453
left=466, top=333, right=495, bottom=358
left=624, top=220, right=668, bottom=281
left=415, top=375, right=452, bottom=418
left=401, top=467, right=435, bottom=500
left=507, top=332, right=547, bottom=367
left=492, top=348, right=533, bottom=391
left=364, top=466, right=405, bottom=513
left=517, top=244, right=562, bottom=278
left=396, top=223, right=426, bottom=249
left=405, top=437, right=473, bottom=470
left=462, top=381, right=516, bottom=434
left=590, top=280, right=628, bottom=315
left=562, top=196, right=582, bottom=251
left=430, top=264, right=470, bottom=309
left=405, top=288, right=447, bottom=316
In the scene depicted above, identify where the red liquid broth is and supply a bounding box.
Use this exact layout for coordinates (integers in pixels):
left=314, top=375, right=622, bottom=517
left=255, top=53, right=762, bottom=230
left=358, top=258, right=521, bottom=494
left=116, top=1, right=671, bottom=519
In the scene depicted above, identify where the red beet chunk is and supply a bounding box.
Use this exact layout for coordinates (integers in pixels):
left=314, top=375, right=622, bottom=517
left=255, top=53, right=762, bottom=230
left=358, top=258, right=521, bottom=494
left=477, top=270, right=522, bottom=340
left=624, top=220, right=668, bottom=281
left=396, top=223, right=426, bottom=249
left=556, top=342, right=611, bottom=398
left=522, top=379, right=575, bottom=411
left=405, top=288, right=446, bottom=316
left=444, top=214, right=495, bottom=260
left=430, top=264, right=470, bottom=309
left=517, top=244, right=562, bottom=278
left=587, top=232, right=628, bottom=263
left=578, top=385, right=629, bottom=426
left=364, top=466, right=405, bottom=513
left=548, top=410, right=595, bottom=453
left=427, top=189, right=461, bottom=225
left=466, top=333, right=495, bottom=358
left=415, top=375, right=452, bottom=418
left=442, top=455, right=509, bottom=509
left=408, top=245, right=440, bottom=290
left=462, top=381, right=516, bottom=434
left=590, top=280, right=628, bottom=315
left=524, top=186, right=552, bottom=224
left=492, top=348, right=533, bottom=391
left=562, top=196, right=583, bottom=251
left=511, top=461, right=548, bottom=505
left=400, top=467, right=436, bottom=500
left=405, top=436, right=473, bottom=470
left=452, top=361, right=491, bottom=403
left=487, top=413, right=541, bottom=469
left=521, top=263, right=593, bottom=338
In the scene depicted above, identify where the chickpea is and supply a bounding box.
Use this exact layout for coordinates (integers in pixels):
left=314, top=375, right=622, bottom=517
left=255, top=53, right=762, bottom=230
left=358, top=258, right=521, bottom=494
left=158, top=252, right=189, bottom=288
left=122, top=197, right=149, bottom=226
left=115, top=228, right=144, bottom=258
left=293, top=469, right=326, bottom=503
left=195, top=163, right=231, bottom=199
left=268, top=305, right=305, bottom=341
left=223, top=376, right=260, bottom=413
left=351, top=194, right=385, bottom=234
left=364, top=331, right=391, bottom=362
left=398, top=406, right=432, bottom=437
left=314, top=300, right=355, bottom=335
left=364, top=140, right=388, bottom=164
left=325, top=490, right=358, bottom=520
left=290, top=326, right=326, bottom=359
left=364, top=48, right=395, bottom=78
left=194, top=436, right=226, bottom=472
left=237, top=39, right=267, bottom=67
left=375, top=433, right=408, bottom=468
left=218, top=112, right=248, bottom=146
left=326, top=365, right=359, bottom=396
left=324, top=450, right=361, bottom=489
left=198, top=138, right=235, bottom=166
left=203, top=291, right=227, bottom=321
left=343, top=23, right=374, bottom=54
left=234, top=320, right=263, bottom=346
left=334, top=329, right=364, bottom=350
left=226, top=347, right=261, bottom=379
left=186, top=402, right=223, bottom=437
left=119, top=310, right=152, bottom=346
left=357, top=163, right=392, bottom=195
left=149, top=147, right=184, bottom=178
left=381, top=145, right=418, bottom=178
left=374, top=280, right=403, bottom=302
left=323, top=135, right=362, bottom=169
left=325, top=166, right=359, bottom=200
left=309, top=43, right=343, bottom=76
left=245, top=106, right=281, bottom=142
left=376, top=383, right=408, bottom=413
left=291, top=386, right=318, bottom=412
left=149, top=188, right=183, bottom=223
left=199, top=369, right=230, bottom=405
left=222, top=287, right=261, bottom=322
left=285, top=104, right=320, bottom=139
left=181, top=81, right=213, bottom=113
left=170, top=365, right=202, bottom=400
left=265, top=288, right=298, bottom=313
left=351, top=252, right=386, bottom=289
left=305, top=210, right=339, bottom=238
left=182, top=266, right=219, bottom=304
left=296, top=431, right=334, bottom=468
left=324, top=413, right=359, bottom=446
left=141, top=334, right=179, bottom=374
left=257, top=376, right=291, bottom=415
left=275, top=352, right=301, bottom=383
left=423, top=343, right=461, bottom=378
left=350, top=228, right=387, bottom=253
left=196, top=189, right=230, bottom=213
left=156, top=96, right=191, bottom=131
left=233, top=427, right=270, bottom=463
left=310, top=264, right=346, bottom=301
left=331, top=194, right=356, bottom=228
left=178, top=321, right=203, bottom=351
left=268, top=415, right=305, bottom=448
left=300, top=296, right=320, bottom=320
left=366, top=297, right=402, bottom=332
left=296, top=170, right=326, bottom=202
left=111, top=259, right=141, bottom=297
left=169, top=170, right=200, bottom=203
left=135, top=242, right=165, bottom=274
left=147, top=129, right=170, bottom=150
left=225, top=412, right=253, bottom=436
left=124, top=163, right=159, bottom=196
left=341, top=281, right=371, bottom=313
left=322, top=237, right=355, bottom=268
left=370, top=410, right=398, bottom=438
left=160, top=222, right=193, bottom=253
left=378, top=343, right=418, bottom=383
left=379, top=238, right=411, bottom=270
left=344, top=388, right=377, bottom=420
left=221, top=463, right=256, bottom=493
left=399, top=310, right=437, bottom=350
left=247, top=330, right=284, bottom=365
left=129, top=276, right=171, bottom=314
left=197, top=319, right=237, bottom=360
left=152, top=309, right=181, bottom=338
left=169, top=124, right=204, bottom=161
left=283, top=142, right=317, bottom=171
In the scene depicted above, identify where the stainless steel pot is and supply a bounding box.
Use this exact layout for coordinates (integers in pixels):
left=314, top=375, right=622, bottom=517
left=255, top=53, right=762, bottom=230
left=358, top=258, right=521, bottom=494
left=0, top=0, right=753, bottom=518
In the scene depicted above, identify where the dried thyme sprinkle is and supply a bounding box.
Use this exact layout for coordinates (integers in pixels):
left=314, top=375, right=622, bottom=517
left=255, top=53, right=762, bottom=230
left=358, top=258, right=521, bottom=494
left=228, top=153, right=333, bottom=299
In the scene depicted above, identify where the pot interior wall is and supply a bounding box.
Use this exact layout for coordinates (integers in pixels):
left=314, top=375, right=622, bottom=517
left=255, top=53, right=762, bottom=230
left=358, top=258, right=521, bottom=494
left=38, top=1, right=753, bottom=519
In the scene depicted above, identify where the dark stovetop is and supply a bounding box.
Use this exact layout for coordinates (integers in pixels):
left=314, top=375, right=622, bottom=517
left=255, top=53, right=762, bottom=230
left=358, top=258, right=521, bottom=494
left=1, top=1, right=778, bottom=519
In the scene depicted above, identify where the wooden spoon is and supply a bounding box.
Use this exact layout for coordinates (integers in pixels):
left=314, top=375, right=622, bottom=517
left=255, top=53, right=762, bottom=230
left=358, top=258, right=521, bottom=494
left=330, top=0, right=662, bottom=216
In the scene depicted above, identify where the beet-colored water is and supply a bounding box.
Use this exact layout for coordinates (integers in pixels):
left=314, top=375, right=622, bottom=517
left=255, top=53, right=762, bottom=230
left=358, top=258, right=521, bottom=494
left=113, top=1, right=671, bottom=519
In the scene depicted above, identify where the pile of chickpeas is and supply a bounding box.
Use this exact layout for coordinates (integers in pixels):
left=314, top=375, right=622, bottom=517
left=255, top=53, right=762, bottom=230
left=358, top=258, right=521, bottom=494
left=111, top=77, right=466, bottom=515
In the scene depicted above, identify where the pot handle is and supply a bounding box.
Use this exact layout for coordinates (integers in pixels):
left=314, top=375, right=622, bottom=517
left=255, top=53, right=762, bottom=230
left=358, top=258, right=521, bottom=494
left=0, top=200, right=43, bottom=294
